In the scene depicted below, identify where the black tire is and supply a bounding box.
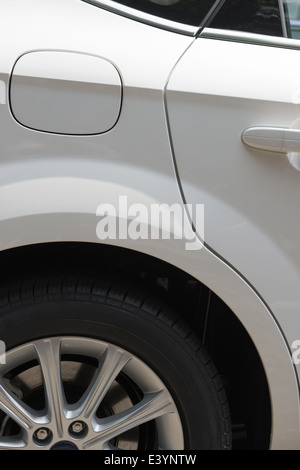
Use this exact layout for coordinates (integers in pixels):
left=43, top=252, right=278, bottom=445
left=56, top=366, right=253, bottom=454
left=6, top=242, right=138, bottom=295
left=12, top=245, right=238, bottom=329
left=0, top=276, right=231, bottom=450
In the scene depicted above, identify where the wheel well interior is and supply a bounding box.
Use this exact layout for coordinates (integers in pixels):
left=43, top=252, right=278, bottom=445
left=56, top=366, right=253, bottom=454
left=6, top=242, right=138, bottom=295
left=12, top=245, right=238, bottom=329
left=0, top=241, right=271, bottom=449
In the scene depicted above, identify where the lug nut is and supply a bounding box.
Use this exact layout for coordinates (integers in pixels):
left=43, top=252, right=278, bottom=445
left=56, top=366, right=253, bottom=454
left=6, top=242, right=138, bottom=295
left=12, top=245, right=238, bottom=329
left=34, top=427, right=51, bottom=442
left=71, top=421, right=84, bottom=434
left=69, top=420, right=87, bottom=438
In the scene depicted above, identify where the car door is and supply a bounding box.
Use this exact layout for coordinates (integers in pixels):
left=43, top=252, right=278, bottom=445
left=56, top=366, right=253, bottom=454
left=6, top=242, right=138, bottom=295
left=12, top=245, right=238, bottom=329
left=166, top=0, right=300, bottom=367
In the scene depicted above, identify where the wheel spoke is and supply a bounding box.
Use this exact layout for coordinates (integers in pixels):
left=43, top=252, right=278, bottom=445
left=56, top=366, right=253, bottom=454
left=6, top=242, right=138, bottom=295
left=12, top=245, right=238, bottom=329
left=0, top=433, right=31, bottom=449
left=0, top=336, right=184, bottom=450
left=69, top=344, right=132, bottom=420
left=0, top=380, right=37, bottom=432
left=33, top=338, right=66, bottom=438
left=83, top=390, right=176, bottom=449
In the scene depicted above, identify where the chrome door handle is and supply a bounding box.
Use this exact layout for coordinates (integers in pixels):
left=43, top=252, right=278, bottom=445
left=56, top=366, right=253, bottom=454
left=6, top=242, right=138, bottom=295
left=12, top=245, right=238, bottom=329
left=242, top=127, right=300, bottom=153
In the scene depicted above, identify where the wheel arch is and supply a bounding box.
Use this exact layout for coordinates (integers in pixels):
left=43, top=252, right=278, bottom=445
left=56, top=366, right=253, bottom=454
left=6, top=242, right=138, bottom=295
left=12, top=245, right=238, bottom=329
left=0, top=237, right=298, bottom=449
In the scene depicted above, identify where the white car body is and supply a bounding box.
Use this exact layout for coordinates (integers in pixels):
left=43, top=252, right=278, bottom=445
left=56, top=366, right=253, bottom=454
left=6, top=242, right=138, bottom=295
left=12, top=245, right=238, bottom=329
left=0, top=0, right=299, bottom=450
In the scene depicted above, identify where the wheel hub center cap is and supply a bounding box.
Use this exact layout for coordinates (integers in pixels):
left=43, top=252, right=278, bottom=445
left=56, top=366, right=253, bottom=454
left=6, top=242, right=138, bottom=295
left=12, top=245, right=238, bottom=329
left=51, top=441, right=78, bottom=450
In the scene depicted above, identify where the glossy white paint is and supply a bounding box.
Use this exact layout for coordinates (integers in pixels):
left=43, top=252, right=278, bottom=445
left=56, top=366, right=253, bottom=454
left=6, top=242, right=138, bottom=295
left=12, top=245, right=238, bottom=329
left=0, top=173, right=299, bottom=449
left=243, top=126, right=300, bottom=153
left=242, top=127, right=287, bottom=153
left=0, top=0, right=300, bottom=449
left=10, top=51, right=122, bottom=134
left=166, top=37, right=300, bottom=393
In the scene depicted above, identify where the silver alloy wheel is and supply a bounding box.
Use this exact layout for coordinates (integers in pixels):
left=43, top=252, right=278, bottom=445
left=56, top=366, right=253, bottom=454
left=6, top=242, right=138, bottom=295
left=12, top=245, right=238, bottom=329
left=0, top=337, right=184, bottom=450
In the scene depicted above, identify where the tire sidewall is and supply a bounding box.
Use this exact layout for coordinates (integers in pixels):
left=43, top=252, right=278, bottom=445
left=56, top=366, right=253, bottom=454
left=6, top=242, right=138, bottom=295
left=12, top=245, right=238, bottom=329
left=0, top=297, right=225, bottom=449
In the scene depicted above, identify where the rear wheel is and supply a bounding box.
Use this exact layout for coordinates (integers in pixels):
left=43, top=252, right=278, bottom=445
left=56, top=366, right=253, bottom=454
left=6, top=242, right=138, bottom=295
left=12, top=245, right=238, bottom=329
left=0, top=276, right=231, bottom=450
